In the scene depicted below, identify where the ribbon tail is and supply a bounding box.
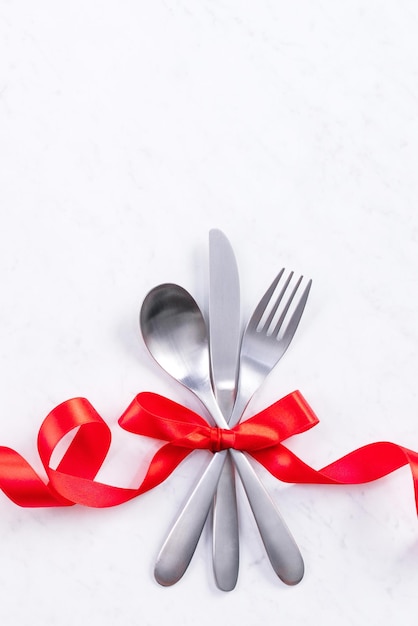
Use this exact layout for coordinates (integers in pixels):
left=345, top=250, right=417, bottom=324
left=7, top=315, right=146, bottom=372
left=136, top=443, right=196, bottom=494
left=46, top=444, right=196, bottom=507
left=0, top=447, right=73, bottom=507
left=252, top=441, right=418, bottom=514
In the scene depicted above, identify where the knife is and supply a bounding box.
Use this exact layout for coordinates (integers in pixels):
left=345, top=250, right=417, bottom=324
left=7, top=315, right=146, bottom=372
left=153, top=231, right=241, bottom=589
left=209, top=229, right=241, bottom=591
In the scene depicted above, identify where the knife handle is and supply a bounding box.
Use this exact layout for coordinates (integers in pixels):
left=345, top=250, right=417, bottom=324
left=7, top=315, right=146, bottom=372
left=212, top=452, right=239, bottom=591
left=154, top=451, right=227, bottom=586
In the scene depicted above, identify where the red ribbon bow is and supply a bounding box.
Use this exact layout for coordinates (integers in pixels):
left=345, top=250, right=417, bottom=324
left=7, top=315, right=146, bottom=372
left=0, top=390, right=418, bottom=513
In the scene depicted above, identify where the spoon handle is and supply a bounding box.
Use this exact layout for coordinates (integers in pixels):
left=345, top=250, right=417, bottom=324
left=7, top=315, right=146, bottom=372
left=154, top=451, right=227, bottom=586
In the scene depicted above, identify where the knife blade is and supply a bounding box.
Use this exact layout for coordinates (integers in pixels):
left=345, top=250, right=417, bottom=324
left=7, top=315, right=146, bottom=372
left=209, top=229, right=241, bottom=416
left=209, top=229, right=241, bottom=591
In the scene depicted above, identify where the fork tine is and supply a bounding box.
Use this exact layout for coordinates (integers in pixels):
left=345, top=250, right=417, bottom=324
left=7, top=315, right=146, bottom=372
left=271, top=275, right=303, bottom=337
left=273, top=278, right=312, bottom=345
left=247, top=268, right=285, bottom=331
left=263, top=271, right=293, bottom=331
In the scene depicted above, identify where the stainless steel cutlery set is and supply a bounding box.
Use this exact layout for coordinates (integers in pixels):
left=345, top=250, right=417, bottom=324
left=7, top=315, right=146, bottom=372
left=139, top=230, right=312, bottom=590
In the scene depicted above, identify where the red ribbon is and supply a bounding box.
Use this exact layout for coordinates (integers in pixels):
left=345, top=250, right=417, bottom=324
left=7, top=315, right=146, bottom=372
left=1, top=390, right=418, bottom=512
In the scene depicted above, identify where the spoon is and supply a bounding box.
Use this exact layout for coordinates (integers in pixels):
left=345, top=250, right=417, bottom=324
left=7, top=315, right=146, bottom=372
left=140, top=283, right=304, bottom=586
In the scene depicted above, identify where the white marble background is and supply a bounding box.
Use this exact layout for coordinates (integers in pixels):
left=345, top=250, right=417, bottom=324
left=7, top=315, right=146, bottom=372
left=1, top=1, right=418, bottom=624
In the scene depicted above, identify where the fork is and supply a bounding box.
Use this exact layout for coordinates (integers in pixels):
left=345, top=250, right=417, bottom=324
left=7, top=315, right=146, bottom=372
left=229, top=269, right=311, bottom=428
left=154, top=270, right=311, bottom=586
left=226, top=270, right=311, bottom=581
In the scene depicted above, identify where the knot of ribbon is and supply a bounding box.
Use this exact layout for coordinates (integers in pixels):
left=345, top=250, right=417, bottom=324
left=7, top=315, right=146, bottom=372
left=0, top=390, right=417, bottom=517
left=209, top=428, right=236, bottom=452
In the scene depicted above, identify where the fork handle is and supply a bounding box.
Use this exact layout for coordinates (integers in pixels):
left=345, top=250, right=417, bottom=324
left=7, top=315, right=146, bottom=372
left=230, top=450, right=304, bottom=585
